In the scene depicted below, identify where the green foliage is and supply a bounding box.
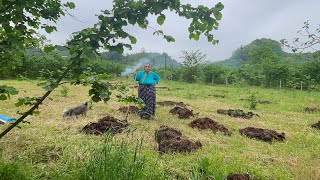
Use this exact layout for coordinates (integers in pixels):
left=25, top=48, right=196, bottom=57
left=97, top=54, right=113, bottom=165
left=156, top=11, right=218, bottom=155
left=0, top=160, right=29, bottom=180
left=248, top=93, right=258, bottom=109
left=0, top=85, right=18, bottom=100
left=78, top=135, right=164, bottom=180
left=189, top=158, right=224, bottom=180
left=117, top=95, right=145, bottom=109
left=60, top=85, right=69, bottom=97
left=180, top=50, right=206, bottom=83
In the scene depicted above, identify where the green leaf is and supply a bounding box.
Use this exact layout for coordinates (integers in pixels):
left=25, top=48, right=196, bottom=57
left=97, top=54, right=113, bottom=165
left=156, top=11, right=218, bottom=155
left=44, top=26, right=57, bottom=33
left=65, top=2, right=75, bottom=9
left=157, top=14, right=166, bottom=25
left=0, top=94, right=7, bottom=100
left=15, top=99, right=26, bottom=107
left=215, top=2, right=224, bottom=11
left=5, top=86, right=18, bottom=95
left=129, top=36, right=137, bottom=44
left=188, top=26, right=194, bottom=33
left=92, top=96, right=101, bottom=102
left=193, top=34, right=200, bottom=41
left=214, top=12, right=222, bottom=21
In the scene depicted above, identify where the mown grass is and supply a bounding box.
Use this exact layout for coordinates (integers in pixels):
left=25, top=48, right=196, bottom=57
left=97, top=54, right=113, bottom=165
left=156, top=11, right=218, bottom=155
left=0, top=79, right=319, bottom=179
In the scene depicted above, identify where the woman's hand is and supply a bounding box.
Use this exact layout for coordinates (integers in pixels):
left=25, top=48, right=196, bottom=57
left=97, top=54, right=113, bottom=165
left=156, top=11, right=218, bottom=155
left=135, top=67, right=140, bottom=73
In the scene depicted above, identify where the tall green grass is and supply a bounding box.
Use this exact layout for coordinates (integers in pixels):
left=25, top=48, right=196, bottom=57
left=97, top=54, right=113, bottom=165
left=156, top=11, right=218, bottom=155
left=78, top=134, right=166, bottom=180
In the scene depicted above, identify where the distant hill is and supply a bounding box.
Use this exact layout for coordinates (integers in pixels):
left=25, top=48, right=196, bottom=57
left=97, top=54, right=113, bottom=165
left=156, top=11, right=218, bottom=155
left=26, top=47, right=180, bottom=68
left=101, top=51, right=180, bottom=68
left=214, top=38, right=311, bottom=67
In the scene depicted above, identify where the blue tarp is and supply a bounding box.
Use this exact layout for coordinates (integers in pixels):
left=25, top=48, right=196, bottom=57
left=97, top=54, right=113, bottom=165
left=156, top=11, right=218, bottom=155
left=0, top=114, right=16, bottom=124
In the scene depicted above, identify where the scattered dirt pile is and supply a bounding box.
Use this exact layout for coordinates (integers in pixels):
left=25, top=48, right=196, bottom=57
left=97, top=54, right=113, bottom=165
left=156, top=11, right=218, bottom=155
left=170, top=106, right=195, bottom=119
left=304, top=107, right=320, bottom=113
left=155, top=125, right=202, bottom=153
left=82, top=116, right=128, bottom=135
left=208, top=94, right=226, bottom=98
left=157, top=101, right=188, bottom=107
left=226, top=173, right=250, bottom=180
left=188, top=117, right=231, bottom=136
left=239, top=127, right=285, bottom=142
left=240, top=98, right=272, bottom=104
left=311, top=121, right=320, bottom=130
left=118, top=106, right=139, bottom=114
left=217, top=109, right=258, bottom=119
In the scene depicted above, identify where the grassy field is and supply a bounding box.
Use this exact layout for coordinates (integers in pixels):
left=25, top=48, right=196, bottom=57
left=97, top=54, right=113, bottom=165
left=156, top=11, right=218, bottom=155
left=0, top=79, right=320, bottom=179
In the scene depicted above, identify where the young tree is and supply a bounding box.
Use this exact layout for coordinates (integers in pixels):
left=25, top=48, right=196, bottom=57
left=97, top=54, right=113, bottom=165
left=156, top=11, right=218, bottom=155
left=0, top=0, right=224, bottom=138
left=180, top=50, right=206, bottom=83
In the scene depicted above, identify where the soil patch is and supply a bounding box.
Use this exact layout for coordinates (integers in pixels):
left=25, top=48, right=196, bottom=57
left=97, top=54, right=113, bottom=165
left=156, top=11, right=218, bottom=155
left=227, top=173, right=250, bottom=180
left=240, top=98, right=272, bottom=104
left=82, top=116, right=128, bottom=135
left=188, top=117, right=231, bottom=136
left=155, top=125, right=202, bottom=153
left=157, top=101, right=188, bottom=107
left=311, top=121, right=320, bottom=130
left=170, top=106, right=195, bottom=119
left=304, top=107, right=320, bottom=113
left=208, top=94, right=226, bottom=98
left=239, top=127, right=285, bottom=142
left=118, top=106, right=139, bottom=114
left=217, top=109, right=258, bottom=119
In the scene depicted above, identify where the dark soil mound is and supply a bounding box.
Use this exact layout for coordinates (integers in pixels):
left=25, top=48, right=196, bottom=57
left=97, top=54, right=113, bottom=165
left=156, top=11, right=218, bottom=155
left=217, top=109, right=258, bottom=119
left=208, top=94, right=226, bottom=98
left=227, top=173, right=250, bottom=180
left=311, top=121, right=320, bottom=130
left=240, top=127, right=285, bottom=142
left=118, top=106, right=139, bottom=114
left=82, top=116, right=128, bottom=135
left=155, top=125, right=202, bottom=153
left=304, top=107, right=320, bottom=113
left=188, top=117, right=231, bottom=136
left=157, top=101, right=187, bottom=107
left=170, top=106, right=195, bottom=119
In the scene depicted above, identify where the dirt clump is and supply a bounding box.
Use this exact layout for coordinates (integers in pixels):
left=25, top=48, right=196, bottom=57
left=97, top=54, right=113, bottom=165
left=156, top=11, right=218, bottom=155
left=239, top=127, right=285, bottom=142
left=155, top=125, right=202, bottom=153
left=226, top=173, right=250, bottom=180
left=82, top=116, right=128, bottom=135
left=170, top=106, right=195, bottom=119
left=304, top=107, right=320, bottom=113
left=157, top=101, right=188, bottom=107
left=240, top=98, right=272, bottom=104
left=208, top=94, right=226, bottom=98
left=118, top=106, right=139, bottom=114
left=217, top=109, right=258, bottom=119
left=311, top=121, right=320, bottom=130
left=189, top=117, right=231, bottom=136
left=258, top=100, right=272, bottom=104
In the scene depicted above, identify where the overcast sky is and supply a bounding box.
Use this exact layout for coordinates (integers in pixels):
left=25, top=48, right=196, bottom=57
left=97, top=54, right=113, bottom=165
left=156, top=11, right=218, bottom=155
left=45, top=0, right=320, bottom=62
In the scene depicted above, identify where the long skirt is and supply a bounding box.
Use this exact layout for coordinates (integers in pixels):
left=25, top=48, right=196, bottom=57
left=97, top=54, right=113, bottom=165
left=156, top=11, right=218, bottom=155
left=138, top=84, right=156, bottom=115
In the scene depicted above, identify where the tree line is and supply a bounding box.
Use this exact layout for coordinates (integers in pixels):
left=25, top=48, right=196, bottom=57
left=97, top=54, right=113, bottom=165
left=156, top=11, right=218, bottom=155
left=156, top=44, right=320, bottom=91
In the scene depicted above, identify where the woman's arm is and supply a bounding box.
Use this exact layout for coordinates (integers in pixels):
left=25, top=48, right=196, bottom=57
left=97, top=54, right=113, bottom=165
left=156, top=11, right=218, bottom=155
left=134, top=67, right=141, bottom=81
left=153, top=72, right=160, bottom=84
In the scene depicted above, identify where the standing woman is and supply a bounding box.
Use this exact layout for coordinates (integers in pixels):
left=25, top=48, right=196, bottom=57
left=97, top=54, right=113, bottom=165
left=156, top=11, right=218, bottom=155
left=134, top=63, right=160, bottom=119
